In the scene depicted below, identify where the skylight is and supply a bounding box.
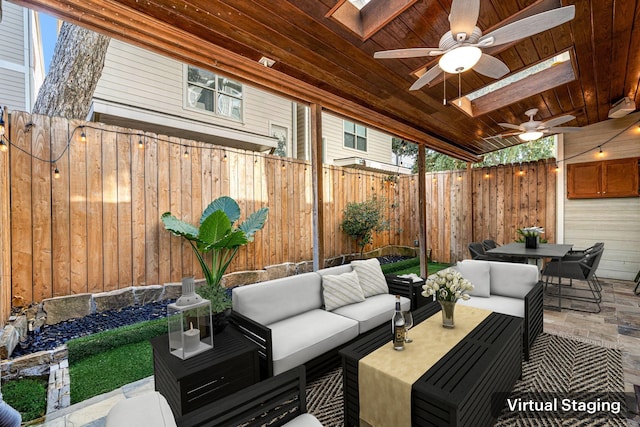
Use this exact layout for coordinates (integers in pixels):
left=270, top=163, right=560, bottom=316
left=349, top=0, right=371, bottom=9
left=451, top=50, right=576, bottom=117
left=465, top=51, right=571, bottom=101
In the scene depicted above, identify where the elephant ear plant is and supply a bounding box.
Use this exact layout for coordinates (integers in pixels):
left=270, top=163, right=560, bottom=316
left=161, top=196, right=268, bottom=313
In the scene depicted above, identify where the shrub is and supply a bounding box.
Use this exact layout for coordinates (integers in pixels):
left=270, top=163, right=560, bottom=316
left=341, top=197, right=389, bottom=256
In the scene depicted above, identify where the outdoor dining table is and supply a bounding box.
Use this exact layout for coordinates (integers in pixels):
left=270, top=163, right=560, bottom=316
left=486, top=242, right=573, bottom=311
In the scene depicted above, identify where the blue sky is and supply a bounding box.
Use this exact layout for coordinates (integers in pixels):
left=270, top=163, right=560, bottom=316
left=39, top=13, right=59, bottom=73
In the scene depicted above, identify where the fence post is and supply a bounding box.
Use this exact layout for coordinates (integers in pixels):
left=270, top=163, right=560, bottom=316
left=0, top=107, right=11, bottom=326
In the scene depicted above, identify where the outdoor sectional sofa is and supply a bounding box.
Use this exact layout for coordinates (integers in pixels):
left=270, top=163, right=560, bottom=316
left=452, top=259, right=544, bottom=360
left=230, top=258, right=412, bottom=378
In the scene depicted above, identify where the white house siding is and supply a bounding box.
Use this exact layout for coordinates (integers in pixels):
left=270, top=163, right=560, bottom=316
left=0, top=3, right=30, bottom=111
left=560, top=112, right=640, bottom=280
left=93, top=39, right=292, bottom=145
left=321, top=112, right=393, bottom=165
left=0, top=69, right=26, bottom=111
left=1, top=3, right=25, bottom=65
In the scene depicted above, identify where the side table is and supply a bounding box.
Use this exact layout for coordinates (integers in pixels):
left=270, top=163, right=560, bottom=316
left=386, top=274, right=430, bottom=310
left=150, top=326, right=260, bottom=417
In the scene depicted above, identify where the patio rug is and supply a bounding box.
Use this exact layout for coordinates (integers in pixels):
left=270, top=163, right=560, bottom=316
left=305, top=333, right=629, bottom=426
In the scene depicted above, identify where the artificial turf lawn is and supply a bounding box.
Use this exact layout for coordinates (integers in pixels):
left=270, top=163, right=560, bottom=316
left=1, top=377, right=47, bottom=422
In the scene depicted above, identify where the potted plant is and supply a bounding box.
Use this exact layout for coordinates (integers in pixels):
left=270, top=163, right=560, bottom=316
left=161, top=196, right=268, bottom=328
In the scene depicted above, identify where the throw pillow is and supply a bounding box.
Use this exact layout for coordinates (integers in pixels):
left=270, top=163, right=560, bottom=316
left=322, top=270, right=366, bottom=311
left=455, top=260, right=491, bottom=298
left=351, top=258, right=389, bottom=297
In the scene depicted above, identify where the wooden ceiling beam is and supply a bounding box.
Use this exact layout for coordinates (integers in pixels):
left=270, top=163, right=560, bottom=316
left=11, top=0, right=480, bottom=161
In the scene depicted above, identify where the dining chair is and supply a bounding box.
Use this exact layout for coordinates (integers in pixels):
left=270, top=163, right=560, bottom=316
left=468, top=242, right=489, bottom=260
left=482, top=239, right=498, bottom=251
left=542, top=246, right=604, bottom=313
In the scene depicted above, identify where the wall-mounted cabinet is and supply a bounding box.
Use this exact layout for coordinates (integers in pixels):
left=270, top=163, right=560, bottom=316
left=567, top=157, right=639, bottom=199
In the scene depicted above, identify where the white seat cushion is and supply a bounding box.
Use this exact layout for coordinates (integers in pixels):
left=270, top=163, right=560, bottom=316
left=282, top=413, right=324, bottom=427
left=105, top=391, right=177, bottom=427
left=268, top=309, right=359, bottom=375
left=457, top=295, right=525, bottom=318
left=332, top=294, right=411, bottom=333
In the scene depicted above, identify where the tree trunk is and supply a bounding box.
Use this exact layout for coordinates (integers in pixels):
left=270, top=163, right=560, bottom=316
left=32, top=23, right=110, bottom=119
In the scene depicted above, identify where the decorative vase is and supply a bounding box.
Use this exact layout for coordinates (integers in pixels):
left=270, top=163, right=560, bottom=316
left=524, top=235, right=538, bottom=249
left=439, top=300, right=456, bottom=328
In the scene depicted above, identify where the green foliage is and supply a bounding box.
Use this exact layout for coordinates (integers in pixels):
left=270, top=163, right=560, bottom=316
left=70, top=340, right=154, bottom=404
left=392, top=138, right=418, bottom=166
left=380, top=257, right=450, bottom=276
left=161, top=196, right=268, bottom=312
left=340, top=197, right=389, bottom=256
left=1, top=377, right=47, bottom=422
left=66, top=317, right=167, bottom=364
left=405, top=137, right=555, bottom=172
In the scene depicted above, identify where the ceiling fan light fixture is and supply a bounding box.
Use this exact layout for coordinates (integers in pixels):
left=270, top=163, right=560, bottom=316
left=438, top=46, right=482, bottom=74
left=518, top=131, right=544, bottom=141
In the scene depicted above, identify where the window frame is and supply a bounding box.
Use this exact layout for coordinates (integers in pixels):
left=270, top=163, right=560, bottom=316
left=184, top=65, right=244, bottom=122
left=343, top=120, right=368, bottom=153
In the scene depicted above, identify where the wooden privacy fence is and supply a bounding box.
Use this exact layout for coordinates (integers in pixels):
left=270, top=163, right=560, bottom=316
left=0, top=112, right=557, bottom=322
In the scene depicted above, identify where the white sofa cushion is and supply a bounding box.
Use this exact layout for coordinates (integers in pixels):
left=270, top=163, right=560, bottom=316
left=283, top=413, right=324, bottom=427
left=457, top=294, right=525, bottom=318
left=455, top=260, right=491, bottom=297
left=489, top=261, right=539, bottom=299
left=232, top=272, right=322, bottom=325
left=333, top=294, right=411, bottom=334
left=105, top=391, right=177, bottom=427
left=269, top=309, right=359, bottom=376
left=322, top=271, right=365, bottom=311
left=351, top=258, right=389, bottom=297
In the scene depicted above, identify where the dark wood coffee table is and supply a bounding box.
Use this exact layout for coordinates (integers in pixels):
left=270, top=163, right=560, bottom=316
left=339, top=303, right=522, bottom=427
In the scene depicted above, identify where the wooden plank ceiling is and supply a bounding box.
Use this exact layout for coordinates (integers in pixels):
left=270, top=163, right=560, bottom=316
left=10, top=0, right=640, bottom=161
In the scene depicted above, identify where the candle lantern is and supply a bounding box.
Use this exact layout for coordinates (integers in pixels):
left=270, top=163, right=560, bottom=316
left=167, top=277, right=213, bottom=359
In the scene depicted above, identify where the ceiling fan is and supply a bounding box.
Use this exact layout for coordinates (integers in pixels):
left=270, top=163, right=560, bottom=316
left=498, top=109, right=581, bottom=141
left=374, top=0, right=575, bottom=91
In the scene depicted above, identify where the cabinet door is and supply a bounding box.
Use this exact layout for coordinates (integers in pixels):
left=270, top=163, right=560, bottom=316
left=602, top=158, right=639, bottom=197
left=567, top=162, right=601, bottom=199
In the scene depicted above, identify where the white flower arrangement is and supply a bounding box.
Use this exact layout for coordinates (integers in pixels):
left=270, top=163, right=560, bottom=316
left=421, top=268, right=473, bottom=303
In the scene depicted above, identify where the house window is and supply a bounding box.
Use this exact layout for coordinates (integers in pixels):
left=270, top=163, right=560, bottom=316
left=344, top=121, right=367, bottom=152
left=186, top=66, right=242, bottom=120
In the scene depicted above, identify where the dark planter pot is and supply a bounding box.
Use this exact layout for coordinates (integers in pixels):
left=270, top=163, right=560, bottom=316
left=212, top=308, right=231, bottom=334
left=524, top=235, right=538, bottom=249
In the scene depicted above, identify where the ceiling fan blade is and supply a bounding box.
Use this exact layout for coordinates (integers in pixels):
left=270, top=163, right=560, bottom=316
left=479, top=6, right=575, bottom=47
left=473, top=54, right=510, bottom=79
left=547, top=126, right=582, bottom=133
left=449, top=0, right=480, bottom=37
left=410, top=65, right=443, bottom=91
left=498, top=131, right=522, bottom=138
left=498, top=123, right=523, bottom=131
left=374, top=48, right=439, bottom=59
left=539, top=114, right=576, bottom=128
